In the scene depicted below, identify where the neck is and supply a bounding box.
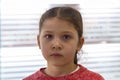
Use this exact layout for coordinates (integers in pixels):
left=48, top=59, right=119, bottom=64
left=44, top=63, right=77, bottom=77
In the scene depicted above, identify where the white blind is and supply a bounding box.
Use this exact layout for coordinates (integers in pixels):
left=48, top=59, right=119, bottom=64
left=80, top=44, right=120, bottom=80
left=1, top=0, right=120, bottom=80
left=1, top=14, right=39, bottom=47
left=1, top=44, right=120, bottom=80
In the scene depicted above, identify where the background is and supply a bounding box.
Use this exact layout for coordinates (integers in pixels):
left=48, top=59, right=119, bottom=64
left=0, top=0, right=120, bottom=80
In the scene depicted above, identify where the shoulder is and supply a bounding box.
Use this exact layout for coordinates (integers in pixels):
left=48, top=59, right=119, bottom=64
left=77, top=64, right=104, bottom=80
left=23, top=68, right=46, bottom=80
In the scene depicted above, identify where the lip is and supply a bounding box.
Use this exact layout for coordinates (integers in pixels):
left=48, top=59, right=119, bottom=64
left=50, top=53, right=62, bottom=57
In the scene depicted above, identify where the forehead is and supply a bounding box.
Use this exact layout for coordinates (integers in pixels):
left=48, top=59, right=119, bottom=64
left=41, top=17, right=77, bottom=32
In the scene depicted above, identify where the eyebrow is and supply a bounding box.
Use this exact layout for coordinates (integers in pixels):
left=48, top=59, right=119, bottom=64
left=43, top=30, right=74, bottom=34
left=43, top=31, right=53, bottom=33
left=44, top=30, right=73, bottom=33
left=62, top=31, right=74, bottom=34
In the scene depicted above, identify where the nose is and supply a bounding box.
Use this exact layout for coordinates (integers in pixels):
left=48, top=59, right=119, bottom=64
left=51, top=38, right=62, bottom=50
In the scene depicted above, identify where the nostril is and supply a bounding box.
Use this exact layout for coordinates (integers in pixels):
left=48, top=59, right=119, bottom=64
left=52, top=41, right=62, bottom=50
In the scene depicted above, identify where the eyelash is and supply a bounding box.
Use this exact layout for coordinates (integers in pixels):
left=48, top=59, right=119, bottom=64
left=62, top=35, right=71, bottom=40
left=44, top=34, right=53, bottom=39
left=44, top=34, right=72, bottom=41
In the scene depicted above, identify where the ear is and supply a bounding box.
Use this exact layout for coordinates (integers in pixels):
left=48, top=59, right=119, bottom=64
left=77, top=37, right=84, bottom=51
left=37, top=35, right=41, bottom=49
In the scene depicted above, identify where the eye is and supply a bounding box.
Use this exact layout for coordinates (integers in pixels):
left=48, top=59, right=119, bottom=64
left=62, top=35, right=71, bottom=40
left=44, top=34, right=53, bottom=39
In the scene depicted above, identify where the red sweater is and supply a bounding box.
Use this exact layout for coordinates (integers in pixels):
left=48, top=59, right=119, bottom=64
left=23, top=64, right=104, bottom=80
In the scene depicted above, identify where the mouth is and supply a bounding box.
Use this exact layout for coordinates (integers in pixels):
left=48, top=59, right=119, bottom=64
left=50, top=53, right=62, bottom=57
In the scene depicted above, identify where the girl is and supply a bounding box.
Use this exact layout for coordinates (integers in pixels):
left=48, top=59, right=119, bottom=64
left=23, top=6, right=104, bottom=80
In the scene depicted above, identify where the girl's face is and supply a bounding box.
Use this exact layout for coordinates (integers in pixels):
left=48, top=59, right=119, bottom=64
left=37, top=17, right=84, bottom=66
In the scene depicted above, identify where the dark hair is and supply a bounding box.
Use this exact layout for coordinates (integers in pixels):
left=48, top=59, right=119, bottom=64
left=39, top=7, right=83, bottom=64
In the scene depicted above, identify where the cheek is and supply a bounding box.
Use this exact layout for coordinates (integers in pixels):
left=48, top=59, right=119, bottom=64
left=64, top=42, right=79, bottom=57
left=65, top=45, right=77, bottom=56
left=64, top=47, right=76, bottom=63
left=40, top=40, right=50, bottom=58
left=68, top=41, right=79, bottom=51
left=41, top=47, right=50, bottom=60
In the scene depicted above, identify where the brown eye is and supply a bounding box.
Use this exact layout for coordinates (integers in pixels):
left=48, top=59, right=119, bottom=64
left=45, top=34, right=53, bottom=39
left=63, top=35, right=71, bottom=40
